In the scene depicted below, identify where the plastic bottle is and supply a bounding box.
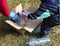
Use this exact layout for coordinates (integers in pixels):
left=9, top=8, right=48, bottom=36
left=15, top=12, right=25, bottom=25
left=14, top=12, right=21, bottom=25
left=15, top=12, right=29, bottom=26
left=37, top=10, right=50, bottom=20
left=26, top=37, right=50, bottom=46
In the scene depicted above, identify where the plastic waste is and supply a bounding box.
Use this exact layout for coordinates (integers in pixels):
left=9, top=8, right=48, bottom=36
left=26, top=37, right=50, bottom=46
left=37, top=10, right=50, bottom=20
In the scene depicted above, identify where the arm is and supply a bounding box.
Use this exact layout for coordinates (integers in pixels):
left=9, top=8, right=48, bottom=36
left=27, top=4, right=47, bottom=19
left=0, top=0, right=21, bottom=25
left=0, top=0, right=10, bottom=16
left=27, top=0, right=58, bottom=19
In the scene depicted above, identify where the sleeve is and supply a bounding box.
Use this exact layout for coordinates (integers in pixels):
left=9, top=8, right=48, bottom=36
left=27, top=1, right=58, bottom=19
left=27, top=4, right=47, bottom=19
left=0, top=0, right=10, bottom=17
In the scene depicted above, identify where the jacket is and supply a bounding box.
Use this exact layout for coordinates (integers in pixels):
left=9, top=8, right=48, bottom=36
left=28, top=0, right=58, bottom=19
left=0, top=0, right=10, bottom=16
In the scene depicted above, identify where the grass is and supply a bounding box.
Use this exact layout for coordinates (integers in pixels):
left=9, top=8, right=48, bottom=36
left=0, top=0, right=60, bottom=46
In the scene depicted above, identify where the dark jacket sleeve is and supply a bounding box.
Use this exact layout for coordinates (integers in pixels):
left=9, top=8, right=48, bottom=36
left=28, top=3, right=58, bottom=19
left=27, top=4, right=47, bottom=19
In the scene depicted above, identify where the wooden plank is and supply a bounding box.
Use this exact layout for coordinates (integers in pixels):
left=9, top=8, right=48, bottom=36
left=5, top=20, right=27, bottom=34
left=24, top=20, right=43, bottom=33
left=5, top=20, right=23, bottom=30
left=5, top=19, right=43, bottom=33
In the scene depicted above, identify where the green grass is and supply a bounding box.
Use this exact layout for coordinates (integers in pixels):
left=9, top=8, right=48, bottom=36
left=0, top=0, right=60, bottom=46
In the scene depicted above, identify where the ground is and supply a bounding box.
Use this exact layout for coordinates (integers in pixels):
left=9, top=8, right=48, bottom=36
left=0, top=0, right=60, bottom=46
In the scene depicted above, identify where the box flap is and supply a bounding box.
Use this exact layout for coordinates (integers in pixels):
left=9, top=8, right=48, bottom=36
left=5, top=20, right=23, bottom=30
left=15, top=3, right=22, bottom=13
left=24, top=20, right=43, bottom=33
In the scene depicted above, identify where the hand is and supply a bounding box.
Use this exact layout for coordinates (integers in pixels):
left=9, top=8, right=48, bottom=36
left=9, top=12, right=20, bottom=25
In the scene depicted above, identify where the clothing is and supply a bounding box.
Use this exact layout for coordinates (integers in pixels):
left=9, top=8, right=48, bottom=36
left=27, top=0, right=59, bottom=37
left=28, top=0, right=58, bottom=19
left=0, top=0, right=10, bottom=16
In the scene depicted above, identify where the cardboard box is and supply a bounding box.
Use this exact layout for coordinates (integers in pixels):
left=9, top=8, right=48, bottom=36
left=5, top=3, right=43, bottom=34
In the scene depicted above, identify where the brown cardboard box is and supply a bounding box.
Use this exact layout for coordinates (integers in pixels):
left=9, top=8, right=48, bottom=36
left=5, top=3, right=43, bottom=34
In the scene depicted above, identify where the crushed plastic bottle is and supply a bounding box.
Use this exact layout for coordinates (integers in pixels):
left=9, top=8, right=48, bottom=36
left=15, top=12, right=26, bottom=25
left=26, top=37, right=50, bottom=46
left=37, top=10, right=50, bottom=20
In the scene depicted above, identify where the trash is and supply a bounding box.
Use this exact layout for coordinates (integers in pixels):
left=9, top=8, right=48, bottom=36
left=5, top=3, right=43, bottom=34
left=26, top=37, right=50, bottom=46
left=37, top=10, right=50, bottom=19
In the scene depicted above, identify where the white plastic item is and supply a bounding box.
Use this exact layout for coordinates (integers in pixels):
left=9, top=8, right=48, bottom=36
left=26, top=37, right=50, bottom=46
